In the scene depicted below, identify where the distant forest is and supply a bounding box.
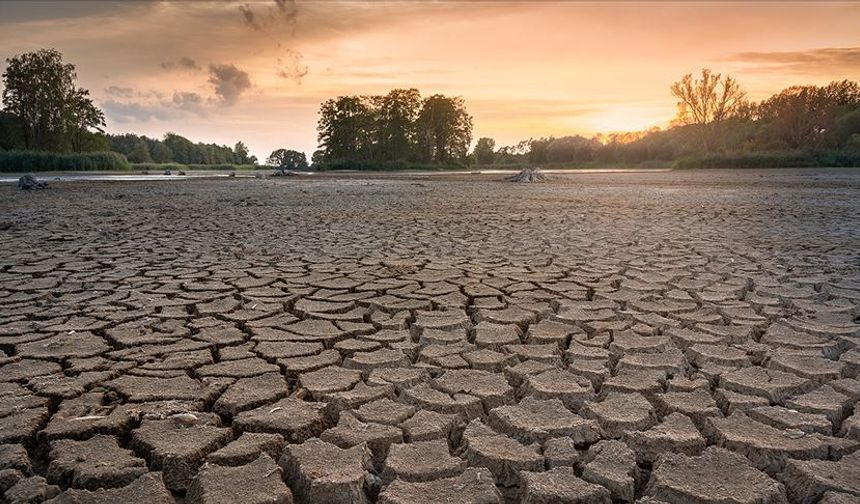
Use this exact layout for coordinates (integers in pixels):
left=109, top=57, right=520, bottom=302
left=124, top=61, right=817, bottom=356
left=2, top=49, right=860, bottom=172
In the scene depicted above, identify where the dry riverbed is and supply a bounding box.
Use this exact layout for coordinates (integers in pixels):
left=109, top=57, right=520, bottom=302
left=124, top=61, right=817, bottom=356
left=1, top=168, right=859, bottom=503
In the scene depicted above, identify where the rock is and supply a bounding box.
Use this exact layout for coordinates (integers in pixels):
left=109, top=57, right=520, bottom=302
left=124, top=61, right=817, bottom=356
left=523, top=369, right=594, bottom=411
left=279, top=438, right=372, bottom=504
left=298, top=366, right=362, bottom=400
left=319, top=412, right=403, bottom=467
left=705, top=412, right=859, bottom=474
left=131, top=418, right=232, bottom=491
left=521, top=466, right=611, bottom=503
left=5, top=476, right=60, bottom=503
left=463, top=430, right=544, bottom=487
left=581, top=440, right=639, bottom=502
left=378, top=467, right=501, bottom=504
left=17, top=175, right=47, bottom=191
left=206, top=432, right=285, bottom=466
left=0, top=445, right=31, bottom=475
left=488, top=397, right=601, bottom=445
left=581, top=393, right=656, bottom=437
left=645, top=446, right=787, bottom=504
left=433, top=369, right=515, bottom=412
left=748, top=406, right=833, bottom=435
left=47, top=435, right=148, bottom=490
left=212, top=372, right=289, bottom=417
left=622, top=412, right=706, bottom=464
left=187, top=454, right=293, bottom=504
left=354, top=399, right=416, bottom=426
left=542, top=437, right=579, bottom=468
left=233, top=398, right=329, bottom=443
left=380, top=439, right=465, bottom=484
left=44, top=473, right=174, bottom=504
left=400, top=383, right=483, bottom=421
left=779, top=451, right=860, bottom=503
left=720, top=367, right=814, bottom=403
left=653, top=389, right=722, bottom=429
left=399, top=409, right=463, bottom=444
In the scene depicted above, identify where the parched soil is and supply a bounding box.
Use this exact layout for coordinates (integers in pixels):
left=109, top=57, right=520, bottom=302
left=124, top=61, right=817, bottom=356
left=1, top=168, right=859, bottom=504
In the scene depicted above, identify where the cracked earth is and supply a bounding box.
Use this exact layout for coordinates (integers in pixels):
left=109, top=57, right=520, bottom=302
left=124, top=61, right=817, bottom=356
left=1, top=168, right=859, bottom=504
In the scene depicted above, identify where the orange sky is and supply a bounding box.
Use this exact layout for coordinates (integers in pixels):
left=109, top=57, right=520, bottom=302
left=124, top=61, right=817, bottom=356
left=1, top=1, right=859, bottom=159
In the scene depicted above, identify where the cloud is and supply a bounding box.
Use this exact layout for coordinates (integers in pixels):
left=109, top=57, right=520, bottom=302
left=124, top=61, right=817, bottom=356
left=238, top=0, right=297, bottom=32
left=276, top=48, right=308, bottom=84
left=101, top=99, right=181, bottom=123
left=161, top=56, right=201, bottom=71
left=208, top=63, right=252, bottom=106
left=172, top=91, right=207, bottom=116
left=105, top=85, right=135, bottom=98
left=726, top=46, right=860, bottom=75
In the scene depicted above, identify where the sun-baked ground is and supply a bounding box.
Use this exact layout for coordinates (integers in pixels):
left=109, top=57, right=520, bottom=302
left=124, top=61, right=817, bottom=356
left=1, top=168, right=859, bottom=503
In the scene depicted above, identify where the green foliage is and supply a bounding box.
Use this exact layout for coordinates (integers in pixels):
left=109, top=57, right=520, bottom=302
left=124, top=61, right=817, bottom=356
left=472, top=137, right=496, bottom=165
left=2, top=49, right=104, bottom=152
left=0, top=151, right=129, bottom=172
left=266, top=149, right=308, bottom=170
left=673, top=150, right=860, bottom=169
left=129, top=163, right=258, bottom=171
left=314, top=159, right=464, bottom=172
left=316, top=89, right=472, bottom=166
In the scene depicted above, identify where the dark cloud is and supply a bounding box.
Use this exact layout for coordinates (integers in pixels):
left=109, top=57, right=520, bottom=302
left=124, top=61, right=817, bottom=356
left=238, top=0, right=297, bottom=32
left=726, top=47, right=860, bottom=75
left=172, top=91, right=207, bottom=116
left=161, top=56, right=201, bottom=71
left=208, top=63, right=252, bottom=106
left=101, top=99, right=181, bottom=123
left=276, top=49, right=308, bottom=84
left=104, top=85, right=135, bottom=98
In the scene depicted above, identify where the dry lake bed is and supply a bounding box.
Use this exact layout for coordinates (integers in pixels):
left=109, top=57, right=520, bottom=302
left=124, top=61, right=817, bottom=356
left=1, top=168, right=859, bottom=503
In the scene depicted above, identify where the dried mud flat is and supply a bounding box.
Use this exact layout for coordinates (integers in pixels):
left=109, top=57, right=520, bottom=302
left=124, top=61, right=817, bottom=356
left=1, top=168, right=859, bottom=504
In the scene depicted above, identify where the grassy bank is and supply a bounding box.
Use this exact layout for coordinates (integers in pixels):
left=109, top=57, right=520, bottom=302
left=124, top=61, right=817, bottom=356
left=314, top=159, right=466, bottom=171
left=674, top=150, right=860, bottom=169
left=0, top=151, right=130, bottom=172
left=130, top=163, right=259, bottom=171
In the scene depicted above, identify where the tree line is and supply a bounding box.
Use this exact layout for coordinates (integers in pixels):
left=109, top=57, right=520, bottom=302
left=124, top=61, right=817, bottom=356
left=475, top=71, right=860, bottom=167
left=314, top=89, right=473, bottom=168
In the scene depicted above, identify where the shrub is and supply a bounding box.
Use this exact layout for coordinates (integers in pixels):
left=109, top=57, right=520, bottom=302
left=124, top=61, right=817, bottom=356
left=0, top=151, right=130, bottom=172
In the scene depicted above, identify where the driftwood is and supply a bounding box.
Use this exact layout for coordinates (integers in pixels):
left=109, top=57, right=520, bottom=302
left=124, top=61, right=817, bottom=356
left=506, top=168, right=547, bottom=183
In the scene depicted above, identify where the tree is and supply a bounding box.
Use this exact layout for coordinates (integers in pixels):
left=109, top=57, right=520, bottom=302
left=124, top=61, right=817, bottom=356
left=758, top=80, right=860, bottom=149
left=267, top=149, right=308, bottom=170
left=2, top=48, right=105, bottom=152
left=149, top=141, right=173, bottom=163
left=416, top=95, right=472, bottom=163
left=473, top=137, right=496, bottom=165
left=127, top=138, right=152, bottom=163
left=234, top=141, right=257, bottom=164
left=670, top=69, right=746, bottom=152
left=375, top=88, right=421, bottom=161
left=317, top=96, right=376, bottom=162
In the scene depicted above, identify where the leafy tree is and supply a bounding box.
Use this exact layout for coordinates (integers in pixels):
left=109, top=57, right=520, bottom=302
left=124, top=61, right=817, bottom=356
left=149, top=140, right=173, bottom=163
left=127, top=138, right=153, bottom=163
left=758, top=80, right=860, bottom=149
left=375, top=88, right=421, bottom=161
left=415, top=95, right=472, bottom=163
left=267, top=149, right=308, bottom=170
left=0, top=111, right=25, bottom=151
left=670, top=69, right=746, bottom=152
left=317, top=96, right=376, bottom=162
left=233, top=141, right=257, bottom=164
left=473, top=137, right=496, bottom=164
left=2, top=49, right=104, bottom=152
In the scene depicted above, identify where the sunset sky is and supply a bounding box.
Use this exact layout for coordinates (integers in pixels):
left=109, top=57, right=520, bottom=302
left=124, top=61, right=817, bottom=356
left=1, top=1, right=858, bottom=159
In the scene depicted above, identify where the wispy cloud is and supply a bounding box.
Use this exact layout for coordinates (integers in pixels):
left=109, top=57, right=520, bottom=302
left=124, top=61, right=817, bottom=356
left=161, top=56, right=201, bottom=71
left=208, top=63, right=252, bottom=106
left=726, top=47, right=860, bottom=75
